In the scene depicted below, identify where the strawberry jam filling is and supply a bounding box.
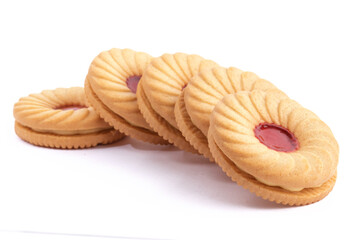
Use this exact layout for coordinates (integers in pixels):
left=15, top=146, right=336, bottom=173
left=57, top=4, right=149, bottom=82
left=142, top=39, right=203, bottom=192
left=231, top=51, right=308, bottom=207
left=126, top=75, right=141, bottom=93
left=254, top=123, right=299, bottom=152
left=55, top=105, right=86, bottom=111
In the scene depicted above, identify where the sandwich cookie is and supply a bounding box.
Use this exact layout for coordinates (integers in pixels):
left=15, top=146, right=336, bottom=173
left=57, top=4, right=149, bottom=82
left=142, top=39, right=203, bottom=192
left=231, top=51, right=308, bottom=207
left=13, top=87, right=124, bottom=149
left=85, top=48, right=168, bottom=145
left=208, top=90, right=339, bottom=205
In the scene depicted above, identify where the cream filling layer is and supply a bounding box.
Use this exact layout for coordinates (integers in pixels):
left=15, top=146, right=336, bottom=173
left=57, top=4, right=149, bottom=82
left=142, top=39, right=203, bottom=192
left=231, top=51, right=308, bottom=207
left=254, top=176, right=305, bottom=192
left=253, top=170, right=323, bottom=192
left=31, top=126, right=113, bottom=135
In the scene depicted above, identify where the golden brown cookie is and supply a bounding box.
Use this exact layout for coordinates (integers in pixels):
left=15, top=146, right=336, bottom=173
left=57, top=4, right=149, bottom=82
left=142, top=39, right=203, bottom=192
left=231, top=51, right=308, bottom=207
left=208, top=90, right=339, bottom=205
left=137, top=53, right=217, bottom=153
left=13, top=87, right=124, bottom=149
left=175, top=66, right=277, bottom=159
left=85, top=48, right=167, bottom=145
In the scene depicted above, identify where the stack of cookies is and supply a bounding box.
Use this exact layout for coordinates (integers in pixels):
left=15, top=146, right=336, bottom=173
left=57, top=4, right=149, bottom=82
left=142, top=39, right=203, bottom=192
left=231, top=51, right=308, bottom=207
left=13, top=48, right=339, bottom=206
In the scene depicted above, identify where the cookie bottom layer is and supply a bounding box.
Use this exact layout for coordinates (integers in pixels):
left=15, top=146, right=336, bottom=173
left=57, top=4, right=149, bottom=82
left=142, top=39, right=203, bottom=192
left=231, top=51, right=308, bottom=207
left=15, top=122, right=124, bottom=149
left=208, top=131, right=337, bottom=206
left=174, top=91, right=214, bottom=160
left=85, top=78, right=168, bottom=145
left=137, top=81, right=198, bottom=154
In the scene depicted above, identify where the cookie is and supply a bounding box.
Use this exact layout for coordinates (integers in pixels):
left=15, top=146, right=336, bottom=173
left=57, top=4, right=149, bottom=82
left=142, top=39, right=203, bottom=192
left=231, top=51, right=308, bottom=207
left=13, top=87, right=124, bottom=149
left=175, top=66, right=277, bottom=159
left=208, top=90, right=339, bottom=205
left=137, top=53, right=217, bottom=153
left=85, top=48, right=168, bottom=145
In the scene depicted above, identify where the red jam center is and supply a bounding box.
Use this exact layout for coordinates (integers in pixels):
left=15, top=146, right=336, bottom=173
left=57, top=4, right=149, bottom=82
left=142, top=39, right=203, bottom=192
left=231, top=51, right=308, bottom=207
left=182, top=83, right=187, bottom=90
left=254, top=123, right=299, bottom=152
left=126, top=75, right=141, bottom=93
left=55, top=105, right=86, bottom=111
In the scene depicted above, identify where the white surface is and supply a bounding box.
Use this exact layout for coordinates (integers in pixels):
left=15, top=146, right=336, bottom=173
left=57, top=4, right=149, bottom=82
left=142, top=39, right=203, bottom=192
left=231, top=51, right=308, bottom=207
left=0, top=0, right=359, bottom=239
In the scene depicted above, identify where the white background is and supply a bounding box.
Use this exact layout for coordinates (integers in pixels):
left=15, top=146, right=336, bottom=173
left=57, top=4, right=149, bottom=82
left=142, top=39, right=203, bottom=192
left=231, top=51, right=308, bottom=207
left=1, top=0, right=359, bottom=239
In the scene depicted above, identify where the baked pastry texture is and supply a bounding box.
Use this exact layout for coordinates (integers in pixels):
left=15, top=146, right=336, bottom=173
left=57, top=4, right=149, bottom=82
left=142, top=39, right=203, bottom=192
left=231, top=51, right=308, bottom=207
left=13, top=87, right=124, bottom=149
left=175, top=66, right=276, bottom=160
left=85, top=48, right=168, bottom=145
left=208, top=90, right=339, bottom=205
left=137, top=53, right=217, bottom=153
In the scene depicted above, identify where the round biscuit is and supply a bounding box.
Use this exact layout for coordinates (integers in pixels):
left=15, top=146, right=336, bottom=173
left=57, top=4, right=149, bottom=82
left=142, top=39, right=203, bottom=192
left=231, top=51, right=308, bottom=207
left=87, top=48, right=153, bottom=130
left=13, top=87, right=124, bottom=149
left=208, top=130, right=337, bottom=206
left=210, top=90, right=339, bottom=191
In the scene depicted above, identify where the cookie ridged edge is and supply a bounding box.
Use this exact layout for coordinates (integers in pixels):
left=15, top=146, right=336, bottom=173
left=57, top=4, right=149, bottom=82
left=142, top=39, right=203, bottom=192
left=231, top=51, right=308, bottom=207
left=174, top=90, right=213, bottom=160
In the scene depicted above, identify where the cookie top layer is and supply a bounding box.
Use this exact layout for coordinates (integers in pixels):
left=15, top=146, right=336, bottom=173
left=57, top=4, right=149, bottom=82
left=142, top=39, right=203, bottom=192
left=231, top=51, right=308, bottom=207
left=13, top=87, right=111, bottom=134
left=184, top=66, right=277, bottom=136
left=209, top=90, right=339, bottom=191
left=141, top=53, right=218, bottom=128
left=87, top=48, right=153, bottom=130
